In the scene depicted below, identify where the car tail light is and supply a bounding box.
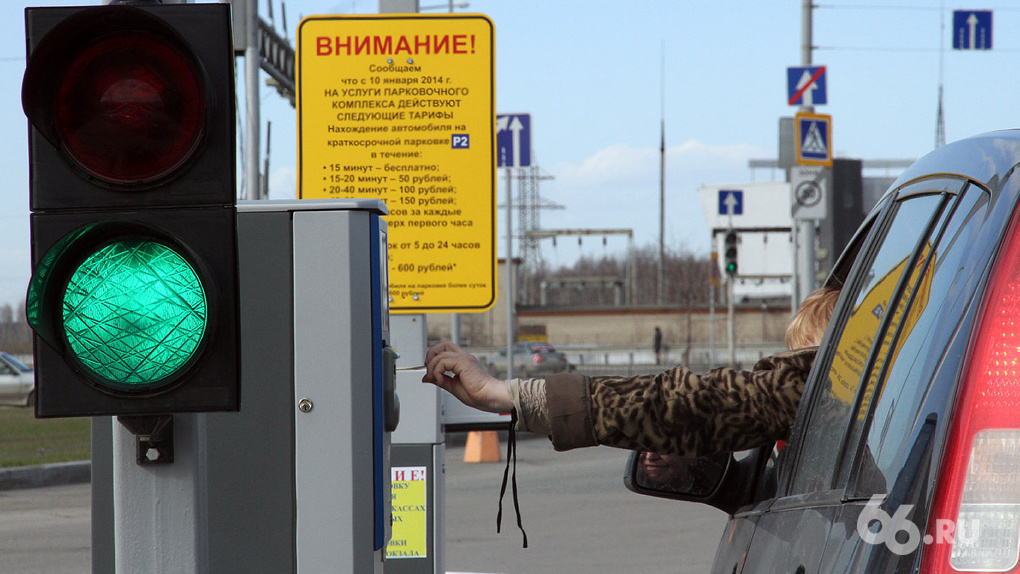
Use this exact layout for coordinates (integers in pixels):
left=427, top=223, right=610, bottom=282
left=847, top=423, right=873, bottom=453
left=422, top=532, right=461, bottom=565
left=920, top=207, right=1020, bottom=573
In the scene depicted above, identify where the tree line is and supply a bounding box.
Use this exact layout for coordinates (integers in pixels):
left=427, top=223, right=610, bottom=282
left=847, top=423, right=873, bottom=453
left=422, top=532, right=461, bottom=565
left=520, top=245, right=712, bottom=308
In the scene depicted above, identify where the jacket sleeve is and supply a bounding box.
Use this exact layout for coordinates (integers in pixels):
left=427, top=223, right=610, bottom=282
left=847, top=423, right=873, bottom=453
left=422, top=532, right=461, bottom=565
left=543, top=348, right=816, bottom=457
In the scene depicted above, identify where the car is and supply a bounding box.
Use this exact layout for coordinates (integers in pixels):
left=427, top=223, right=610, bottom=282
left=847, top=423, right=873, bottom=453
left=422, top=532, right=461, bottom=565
left=625, top=130, right=1020, bottom=573
left=486, top=341, right=573, bottom=379
left=0, top=352, right=35, bottom=407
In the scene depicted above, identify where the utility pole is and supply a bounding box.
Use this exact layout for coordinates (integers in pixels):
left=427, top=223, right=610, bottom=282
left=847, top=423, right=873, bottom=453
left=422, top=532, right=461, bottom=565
left=244, top=0, right=260, bottom=200
left=796, top=0, right=817, bottom=305
left=657, top=44, right=666, bottom=306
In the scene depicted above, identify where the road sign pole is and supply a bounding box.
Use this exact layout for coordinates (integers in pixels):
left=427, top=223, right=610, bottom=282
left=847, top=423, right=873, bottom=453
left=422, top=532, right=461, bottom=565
left=795, top=0, right=817, bottom=306
left=505, top=166, right=515, bottom=379
left=798, top=219, right=816, bottom=304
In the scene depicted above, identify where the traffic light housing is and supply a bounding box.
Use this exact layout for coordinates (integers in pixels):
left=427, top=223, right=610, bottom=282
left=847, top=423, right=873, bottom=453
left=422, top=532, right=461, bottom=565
left=22, top=4, right=239, bottom=418
left=724, top=230, right=739, bottom=276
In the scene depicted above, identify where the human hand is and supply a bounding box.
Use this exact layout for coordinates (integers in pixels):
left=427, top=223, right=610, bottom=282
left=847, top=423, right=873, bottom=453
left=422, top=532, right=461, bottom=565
left=423, top=341, right=512, bottom=413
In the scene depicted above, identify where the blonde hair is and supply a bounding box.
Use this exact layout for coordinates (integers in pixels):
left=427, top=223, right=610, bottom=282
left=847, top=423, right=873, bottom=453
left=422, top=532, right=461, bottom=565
left=785, top=286, right=840, bottom=349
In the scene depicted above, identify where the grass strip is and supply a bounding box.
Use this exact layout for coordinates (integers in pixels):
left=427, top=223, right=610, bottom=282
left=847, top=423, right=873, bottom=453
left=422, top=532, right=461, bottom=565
left=0, top=407, right=90, bottom=468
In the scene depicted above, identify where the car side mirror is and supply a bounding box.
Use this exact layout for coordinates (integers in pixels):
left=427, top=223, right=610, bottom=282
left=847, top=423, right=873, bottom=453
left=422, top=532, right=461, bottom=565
left=624, top=447, right=772, bottom=515
left=624, top=451, right=729, bottom=499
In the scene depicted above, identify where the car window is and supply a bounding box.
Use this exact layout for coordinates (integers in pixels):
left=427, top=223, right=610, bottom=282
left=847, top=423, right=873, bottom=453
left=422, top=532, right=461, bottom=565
left=833, top=196, right=955, bottom=483
left=788, top=183, right=956, bottom=495
left=1, top=354, right=30, bottom=372
left=0, top=361, right=14, bottom=376
left=849, top=183, right=990, bottom=497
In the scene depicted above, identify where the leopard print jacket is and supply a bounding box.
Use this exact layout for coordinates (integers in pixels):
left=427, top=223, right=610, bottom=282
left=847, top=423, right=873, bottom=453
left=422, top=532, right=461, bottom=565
left=531, top=348, right=816, bottom=457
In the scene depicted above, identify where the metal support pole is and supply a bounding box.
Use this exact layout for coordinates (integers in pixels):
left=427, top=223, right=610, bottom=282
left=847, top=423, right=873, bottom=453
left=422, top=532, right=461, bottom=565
left=709, top=282, right=716, bottom=366
left=794, top=0, right=816, bottom=305
left=244, top=0, right=260, bottom=200
left=798, top=219, right=816, bottom=303
left=112, top=415, right=208, bottom=574
left=505, top=167, right=515, bottom=379
left=727, top=277, right=735, bottom=367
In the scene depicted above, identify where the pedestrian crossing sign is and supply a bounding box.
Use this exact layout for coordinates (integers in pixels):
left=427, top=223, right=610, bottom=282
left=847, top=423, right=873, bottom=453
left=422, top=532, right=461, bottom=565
left=795, top=112, right=832, bottom=167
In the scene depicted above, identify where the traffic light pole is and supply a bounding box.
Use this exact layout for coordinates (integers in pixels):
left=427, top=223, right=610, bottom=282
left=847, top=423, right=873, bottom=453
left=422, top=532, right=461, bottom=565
left=727, top=273, right=735, bottom=367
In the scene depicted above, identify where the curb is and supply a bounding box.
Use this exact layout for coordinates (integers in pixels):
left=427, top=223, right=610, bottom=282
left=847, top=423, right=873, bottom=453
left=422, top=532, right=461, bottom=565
left=0, top=460, right=90, bottom=491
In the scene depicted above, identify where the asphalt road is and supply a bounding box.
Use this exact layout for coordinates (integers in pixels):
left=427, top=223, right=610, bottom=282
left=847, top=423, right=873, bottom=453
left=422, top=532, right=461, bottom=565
left=443, top=433, right=727, bottom=574
left=0, top=484, right=90, bottom=574
left=0, top=435, right=727, bottom=574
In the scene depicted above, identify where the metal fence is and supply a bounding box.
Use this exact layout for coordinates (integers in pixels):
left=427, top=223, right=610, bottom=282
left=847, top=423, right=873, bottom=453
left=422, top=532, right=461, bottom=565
left=469, top=342, right=787, bottom=376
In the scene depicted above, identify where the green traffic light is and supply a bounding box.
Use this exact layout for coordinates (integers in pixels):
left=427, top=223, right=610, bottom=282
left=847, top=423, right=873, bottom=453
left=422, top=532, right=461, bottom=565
left=62, top=239, right=208, bottom=388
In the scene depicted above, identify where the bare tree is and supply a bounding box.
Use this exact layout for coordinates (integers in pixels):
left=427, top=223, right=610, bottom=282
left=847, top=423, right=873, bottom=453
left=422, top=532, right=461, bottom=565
left=525, top=244, right=710, bottom=309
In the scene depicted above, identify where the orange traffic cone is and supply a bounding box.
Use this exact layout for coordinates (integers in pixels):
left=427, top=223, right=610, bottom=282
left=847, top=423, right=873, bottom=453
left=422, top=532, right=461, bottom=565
left=463, top=430, right=501, bottom=463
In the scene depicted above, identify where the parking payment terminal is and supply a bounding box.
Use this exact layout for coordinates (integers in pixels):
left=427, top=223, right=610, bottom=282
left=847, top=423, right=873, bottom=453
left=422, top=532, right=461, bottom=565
left=286, top=199, right=398, bottom=572
left=233, top=198, right=399, bottom=574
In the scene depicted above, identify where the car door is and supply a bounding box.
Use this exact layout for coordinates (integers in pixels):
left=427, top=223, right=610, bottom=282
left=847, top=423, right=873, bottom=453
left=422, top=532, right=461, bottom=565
left=733, top=179, right=964, bottom=574
left=818, top=177, right=1010, bottom=571
left=0, top=356, right=24, bottom=405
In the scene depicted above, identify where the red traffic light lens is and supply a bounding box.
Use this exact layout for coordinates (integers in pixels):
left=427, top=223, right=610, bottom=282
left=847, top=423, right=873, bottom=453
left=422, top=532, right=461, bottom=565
left=56, top=32, right=205, bottom=185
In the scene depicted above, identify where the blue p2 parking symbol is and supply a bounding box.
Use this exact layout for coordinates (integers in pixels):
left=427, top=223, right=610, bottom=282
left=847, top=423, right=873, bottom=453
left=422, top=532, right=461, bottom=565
left=452, top=134, right=470, bottom=149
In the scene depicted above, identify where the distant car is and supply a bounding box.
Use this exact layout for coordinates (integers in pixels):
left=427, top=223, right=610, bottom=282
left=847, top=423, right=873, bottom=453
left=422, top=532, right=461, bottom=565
left=0, top=352, right=34, bottom=407
left=486, top=341, right=573, bottom=379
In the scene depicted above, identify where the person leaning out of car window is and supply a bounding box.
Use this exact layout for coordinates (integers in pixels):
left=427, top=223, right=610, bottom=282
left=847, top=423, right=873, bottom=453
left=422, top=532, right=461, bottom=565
left=423, top=286, right=840, bottom=458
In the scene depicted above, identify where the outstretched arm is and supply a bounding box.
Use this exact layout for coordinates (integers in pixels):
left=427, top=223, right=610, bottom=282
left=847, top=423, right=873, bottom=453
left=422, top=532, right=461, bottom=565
left=422, top=341, right=513, bottom=413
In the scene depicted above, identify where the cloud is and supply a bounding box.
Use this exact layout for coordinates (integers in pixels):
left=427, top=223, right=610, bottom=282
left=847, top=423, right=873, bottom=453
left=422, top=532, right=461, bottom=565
left=533, top=140, right=771, bottom=262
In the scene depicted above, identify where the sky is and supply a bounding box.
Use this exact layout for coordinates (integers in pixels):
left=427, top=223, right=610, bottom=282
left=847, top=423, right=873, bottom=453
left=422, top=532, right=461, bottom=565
left=2, top=1, right=1020, bottom=307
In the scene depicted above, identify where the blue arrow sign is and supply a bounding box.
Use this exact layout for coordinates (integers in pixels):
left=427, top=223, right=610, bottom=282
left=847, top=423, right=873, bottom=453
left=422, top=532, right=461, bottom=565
left=953, top=10, right=992, bottom=50
left=787, top=66, right=827, bottom=106
left=718, top=190, right=743, bottom=216
left=496, top=113, right=531, bottom=167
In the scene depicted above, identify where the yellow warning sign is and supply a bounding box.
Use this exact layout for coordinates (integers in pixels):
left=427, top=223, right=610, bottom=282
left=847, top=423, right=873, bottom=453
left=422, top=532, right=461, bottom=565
left=387, top=466, right=428, bottom=559
left=297, top=15, right=496, bottom=312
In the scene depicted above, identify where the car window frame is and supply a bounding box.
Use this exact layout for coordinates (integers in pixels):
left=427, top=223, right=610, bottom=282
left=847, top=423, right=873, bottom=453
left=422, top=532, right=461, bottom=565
left=777, top=177, right=967, bottom=498
left=841, top=179, right=994, bottom=498
left=832, top=183, right=968, bottom=490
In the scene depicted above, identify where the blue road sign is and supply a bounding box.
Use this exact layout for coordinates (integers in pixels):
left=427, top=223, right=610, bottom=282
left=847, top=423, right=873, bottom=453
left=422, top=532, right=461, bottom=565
left=496, top=113, right=531, bottom=167
left=718, top=190, right=743, bottom=216
left=953, top=10, right=992, bottom=50
left=787, top=66, right=827, bottom=106
left=796, top=112, right=832, bottom=167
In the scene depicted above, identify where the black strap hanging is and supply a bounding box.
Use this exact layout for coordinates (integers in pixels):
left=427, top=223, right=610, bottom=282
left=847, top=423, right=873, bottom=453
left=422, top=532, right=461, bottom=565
left=496, top=407, right=528, bottom=548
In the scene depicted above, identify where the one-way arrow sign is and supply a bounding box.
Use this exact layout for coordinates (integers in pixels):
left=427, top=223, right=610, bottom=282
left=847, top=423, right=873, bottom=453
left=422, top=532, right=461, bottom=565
left=718, top=189, right=743, bottom=216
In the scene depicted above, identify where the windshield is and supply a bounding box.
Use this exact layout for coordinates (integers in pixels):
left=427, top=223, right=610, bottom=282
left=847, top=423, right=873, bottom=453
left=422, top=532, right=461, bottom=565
left=0, top=353, right=31, bottom=372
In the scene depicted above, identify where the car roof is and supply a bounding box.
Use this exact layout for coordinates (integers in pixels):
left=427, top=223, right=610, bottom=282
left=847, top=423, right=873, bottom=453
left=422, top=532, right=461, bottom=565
left=883, top=129, right=1020, bottom=199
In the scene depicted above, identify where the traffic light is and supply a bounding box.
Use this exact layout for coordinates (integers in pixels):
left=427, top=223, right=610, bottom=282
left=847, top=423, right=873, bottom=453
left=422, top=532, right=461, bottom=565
left=724, top=230, right=739, bottom=276
left=22, top=4, right=239, bottom=418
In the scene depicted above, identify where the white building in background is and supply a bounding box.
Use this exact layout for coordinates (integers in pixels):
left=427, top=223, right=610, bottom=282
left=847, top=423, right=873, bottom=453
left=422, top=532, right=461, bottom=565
left=698, top=181, right=795, bottom=302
